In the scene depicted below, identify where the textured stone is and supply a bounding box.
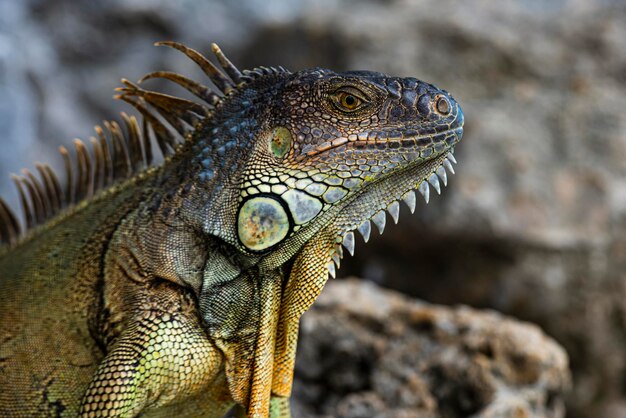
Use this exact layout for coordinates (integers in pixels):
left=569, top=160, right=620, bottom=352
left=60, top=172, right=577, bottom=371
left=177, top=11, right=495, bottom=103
left=292, top=279, right=570, bottom=418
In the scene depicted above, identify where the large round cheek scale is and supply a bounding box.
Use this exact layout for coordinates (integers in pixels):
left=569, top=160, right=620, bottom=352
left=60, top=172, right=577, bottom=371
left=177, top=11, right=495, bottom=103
left=238, top=196, right=290, bottom=251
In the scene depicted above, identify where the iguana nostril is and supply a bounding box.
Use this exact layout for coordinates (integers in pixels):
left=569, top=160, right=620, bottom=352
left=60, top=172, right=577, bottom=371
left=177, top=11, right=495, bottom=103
left=435, top=96, right=451, bottom=115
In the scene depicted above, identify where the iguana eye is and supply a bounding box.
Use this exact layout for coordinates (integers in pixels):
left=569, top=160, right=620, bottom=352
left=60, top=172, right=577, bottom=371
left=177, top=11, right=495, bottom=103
left=338, top=92, right=360, bottom=110
left=331, top=88, right=368, bottom=112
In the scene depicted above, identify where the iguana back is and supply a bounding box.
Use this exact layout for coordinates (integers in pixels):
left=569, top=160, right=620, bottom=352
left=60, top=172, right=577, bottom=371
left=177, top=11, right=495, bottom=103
left=0, top=180, right=148, bottom=415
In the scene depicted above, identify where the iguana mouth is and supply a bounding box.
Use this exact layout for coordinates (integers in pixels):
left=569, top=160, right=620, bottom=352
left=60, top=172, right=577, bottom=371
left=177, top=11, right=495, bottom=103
left=302, top=127, right=462, bottom=160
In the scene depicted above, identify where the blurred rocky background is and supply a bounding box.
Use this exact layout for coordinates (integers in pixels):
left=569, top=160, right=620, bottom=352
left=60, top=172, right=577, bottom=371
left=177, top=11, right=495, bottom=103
left=292, top=279, right=570, bottom=418
left=1, top=0, right=625, bottom=416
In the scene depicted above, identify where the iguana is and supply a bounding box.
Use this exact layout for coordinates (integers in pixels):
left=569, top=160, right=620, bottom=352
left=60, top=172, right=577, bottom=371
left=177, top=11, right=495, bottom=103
left=0, top=41, right=464, bottom=417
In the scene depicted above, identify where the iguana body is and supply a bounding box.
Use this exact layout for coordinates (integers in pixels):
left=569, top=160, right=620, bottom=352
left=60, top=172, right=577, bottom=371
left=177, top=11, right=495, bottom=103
left=0, top=42, right=464, bottom=417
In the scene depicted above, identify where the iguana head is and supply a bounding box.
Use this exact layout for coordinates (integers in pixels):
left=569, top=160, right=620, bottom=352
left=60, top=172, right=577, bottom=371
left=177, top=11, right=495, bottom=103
left=221, top=68, right=463, bottom=267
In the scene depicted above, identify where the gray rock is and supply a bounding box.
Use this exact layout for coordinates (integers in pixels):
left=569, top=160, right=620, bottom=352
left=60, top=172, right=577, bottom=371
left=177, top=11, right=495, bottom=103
left=293, top=279, right=570, bottom=418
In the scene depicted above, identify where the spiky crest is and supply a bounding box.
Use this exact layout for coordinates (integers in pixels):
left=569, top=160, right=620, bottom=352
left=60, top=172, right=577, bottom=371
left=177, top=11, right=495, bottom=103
left=0, top=42, right=291, bottom=246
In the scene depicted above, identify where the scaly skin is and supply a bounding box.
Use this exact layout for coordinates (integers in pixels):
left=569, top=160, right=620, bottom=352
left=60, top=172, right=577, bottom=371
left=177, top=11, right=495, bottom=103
left=0, top=42, right=464, bottom=417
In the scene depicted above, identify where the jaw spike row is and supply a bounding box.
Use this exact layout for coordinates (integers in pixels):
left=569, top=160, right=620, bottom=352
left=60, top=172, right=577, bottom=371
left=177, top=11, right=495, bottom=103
left=402, top=191, right=416, bottom=214
left=342, top=231, right=355, bottom=256
left=418, top=181, right=430, bottom=204
left=428, top=173, right=441, bottom=195
left=447, top=153, right=457, bottom=164
left=372, top=210, right=386, bottom=234
left=436, top=166, right=447, bottom=187
left=357, top=220, right=371, bottom=243
left=327, top=261, right=336, bottom=279
left=444, top=158, right=455, bottom=174
left=387, top=201, right=400, bottom=224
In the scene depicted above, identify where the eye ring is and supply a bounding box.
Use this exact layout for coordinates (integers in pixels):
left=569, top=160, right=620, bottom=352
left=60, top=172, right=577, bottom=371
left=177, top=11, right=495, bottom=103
left=331, top=87, right=369, bottom=113
left=435, top=95, right=451, bottom=115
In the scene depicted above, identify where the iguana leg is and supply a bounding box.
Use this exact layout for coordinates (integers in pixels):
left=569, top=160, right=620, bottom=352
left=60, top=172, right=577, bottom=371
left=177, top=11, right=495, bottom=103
left=79, top=308, right=224, bottom=417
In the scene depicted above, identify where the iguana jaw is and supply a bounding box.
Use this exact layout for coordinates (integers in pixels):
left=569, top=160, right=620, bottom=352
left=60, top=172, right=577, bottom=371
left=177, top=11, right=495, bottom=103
left=298, top=115, right=463, bottom=276
left=331, top=149, right=457, bottom=267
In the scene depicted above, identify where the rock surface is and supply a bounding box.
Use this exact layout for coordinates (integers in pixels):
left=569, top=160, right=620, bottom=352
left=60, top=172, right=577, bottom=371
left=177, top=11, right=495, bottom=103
left=292, top=279, right=570, bottom=418
left=0, top=1, right=625, bottom=416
